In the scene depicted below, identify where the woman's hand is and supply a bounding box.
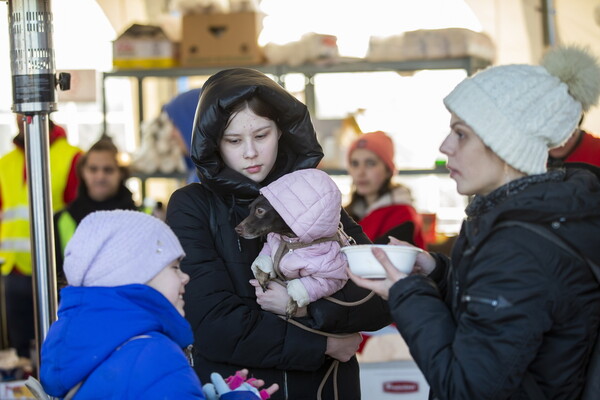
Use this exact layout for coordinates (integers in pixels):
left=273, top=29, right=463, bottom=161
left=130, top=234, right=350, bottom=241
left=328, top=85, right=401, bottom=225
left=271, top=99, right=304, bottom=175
left=387, top=237, right=437, bottom=275
left=325, top=333, right=363, bottom=362
left=250, top=279, right=307, bottom=317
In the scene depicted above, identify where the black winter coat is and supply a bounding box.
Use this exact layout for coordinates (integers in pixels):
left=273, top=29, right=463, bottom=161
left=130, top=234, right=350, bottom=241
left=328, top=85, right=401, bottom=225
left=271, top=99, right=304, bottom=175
left=389, top=167, right=600, bottom=400
left=166, top=68, right=391, bottom=400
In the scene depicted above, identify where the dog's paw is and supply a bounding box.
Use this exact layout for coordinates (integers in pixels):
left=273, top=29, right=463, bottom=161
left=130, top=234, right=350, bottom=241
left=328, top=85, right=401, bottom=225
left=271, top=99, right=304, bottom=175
left=286, top=299, right=299, bottom=319
left=251, top=254, right=274, bottom=276
left=255, top=269, right=271, bottom=292
left=287, top=279, right=310, bottom=308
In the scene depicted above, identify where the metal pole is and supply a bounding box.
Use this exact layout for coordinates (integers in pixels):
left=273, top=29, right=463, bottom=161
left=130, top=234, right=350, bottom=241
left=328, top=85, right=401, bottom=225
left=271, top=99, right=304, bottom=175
left=22, top=113, right=57, bottom=353
left=6, top=0, right=65, bottom=373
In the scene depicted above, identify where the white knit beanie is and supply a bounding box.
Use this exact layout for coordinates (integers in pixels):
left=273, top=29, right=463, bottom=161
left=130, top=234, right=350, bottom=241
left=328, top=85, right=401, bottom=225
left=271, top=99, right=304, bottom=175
left=444, top=45, right=600, bottom=175
left=64, top=210, right=185, bottom=287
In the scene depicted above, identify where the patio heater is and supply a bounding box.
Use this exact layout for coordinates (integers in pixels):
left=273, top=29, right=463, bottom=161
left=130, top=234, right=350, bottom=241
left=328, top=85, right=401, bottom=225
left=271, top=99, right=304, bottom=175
left=5, top=0, right=70, bottom=370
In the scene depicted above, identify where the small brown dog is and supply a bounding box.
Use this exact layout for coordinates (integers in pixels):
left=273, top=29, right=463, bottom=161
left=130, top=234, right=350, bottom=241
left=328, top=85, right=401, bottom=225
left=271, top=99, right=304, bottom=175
left=235, top=169, right=350, bottom=318
left=235, top=194, right=300, bottom=316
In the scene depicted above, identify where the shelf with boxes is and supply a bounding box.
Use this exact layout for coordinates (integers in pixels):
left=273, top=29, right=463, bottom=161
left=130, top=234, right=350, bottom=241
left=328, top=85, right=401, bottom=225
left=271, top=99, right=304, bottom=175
left=101, top=55, right=490, bottom=133
left=101, top=56, right=488, bottom=204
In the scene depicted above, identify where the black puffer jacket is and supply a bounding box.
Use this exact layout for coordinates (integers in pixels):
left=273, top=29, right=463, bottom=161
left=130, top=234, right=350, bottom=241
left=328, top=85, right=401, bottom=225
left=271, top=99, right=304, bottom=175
left=389, top=167, right=600, bottom=400
left=166, top=68, right=391, bottom=400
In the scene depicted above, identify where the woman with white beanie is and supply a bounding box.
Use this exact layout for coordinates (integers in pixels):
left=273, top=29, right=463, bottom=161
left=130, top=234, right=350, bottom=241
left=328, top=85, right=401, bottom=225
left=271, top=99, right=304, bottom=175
left=39, top=210, right=278, bottom=399
left=349, top=45, right=600, bottom=399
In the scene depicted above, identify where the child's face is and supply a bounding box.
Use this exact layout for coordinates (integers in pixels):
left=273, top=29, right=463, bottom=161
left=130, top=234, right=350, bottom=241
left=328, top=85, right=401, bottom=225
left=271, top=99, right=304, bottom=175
left=147, top=260, right=189, bottom=316
left=219, top=107, right=280, bottom=183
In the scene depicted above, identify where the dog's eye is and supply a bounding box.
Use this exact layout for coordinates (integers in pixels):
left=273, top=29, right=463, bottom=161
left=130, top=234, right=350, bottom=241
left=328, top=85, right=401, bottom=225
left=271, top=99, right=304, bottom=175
left=255, top=207, right=265, bottom=217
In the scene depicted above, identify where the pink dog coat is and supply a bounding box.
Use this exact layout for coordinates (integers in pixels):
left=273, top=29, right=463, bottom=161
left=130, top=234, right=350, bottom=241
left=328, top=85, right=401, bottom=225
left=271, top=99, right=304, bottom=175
left=255, top=168, right=349, bottom=307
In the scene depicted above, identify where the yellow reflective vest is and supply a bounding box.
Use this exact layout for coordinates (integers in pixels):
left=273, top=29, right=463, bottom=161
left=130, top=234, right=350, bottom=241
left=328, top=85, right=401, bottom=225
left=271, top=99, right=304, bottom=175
left=55, top=206, right=150, bottom=264
left=0, top=138, right=81, bottom=276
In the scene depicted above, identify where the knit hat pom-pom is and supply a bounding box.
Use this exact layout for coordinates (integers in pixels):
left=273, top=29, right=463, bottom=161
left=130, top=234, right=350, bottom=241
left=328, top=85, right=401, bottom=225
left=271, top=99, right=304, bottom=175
left=542, top=45, right=600, bottom=112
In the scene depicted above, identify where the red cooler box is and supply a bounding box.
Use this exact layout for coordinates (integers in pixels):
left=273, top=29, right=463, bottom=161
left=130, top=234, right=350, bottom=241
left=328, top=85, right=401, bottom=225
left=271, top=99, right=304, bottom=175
left=360, top=360, right=429, bottom=399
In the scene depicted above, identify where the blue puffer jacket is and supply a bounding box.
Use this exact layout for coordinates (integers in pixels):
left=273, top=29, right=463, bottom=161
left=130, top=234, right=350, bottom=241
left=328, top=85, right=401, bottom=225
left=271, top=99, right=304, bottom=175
left=41, top=284, right=205, bottom=399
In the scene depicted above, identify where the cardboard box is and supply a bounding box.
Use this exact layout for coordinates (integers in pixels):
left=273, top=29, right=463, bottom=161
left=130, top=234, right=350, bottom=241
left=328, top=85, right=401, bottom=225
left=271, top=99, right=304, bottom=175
left=360, top=360, right=429, bottom=399
left=180, top=12, right=264, bottom=67
left=113, top=24, right=178, bottom=69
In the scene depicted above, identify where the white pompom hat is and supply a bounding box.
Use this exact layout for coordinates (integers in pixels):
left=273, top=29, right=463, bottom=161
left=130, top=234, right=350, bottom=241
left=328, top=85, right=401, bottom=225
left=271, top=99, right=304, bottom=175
left=64, top=210, right=185, bottom=287
left=443, top=45, right=600, bottom=175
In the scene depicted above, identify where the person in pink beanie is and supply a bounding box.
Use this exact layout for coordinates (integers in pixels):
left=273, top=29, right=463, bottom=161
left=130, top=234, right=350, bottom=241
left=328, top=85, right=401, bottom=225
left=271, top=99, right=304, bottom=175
left=345, top=131, right=425, bottom=248
left=39, top=210, right=277, bottom=400
left=344, top=131, right=426, bottom=356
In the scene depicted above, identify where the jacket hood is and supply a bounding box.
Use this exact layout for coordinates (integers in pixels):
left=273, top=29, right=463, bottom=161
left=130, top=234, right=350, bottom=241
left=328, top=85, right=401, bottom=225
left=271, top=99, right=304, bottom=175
left=466, top=166, right=600, bottom=266
left=41, top=285, right=193, bottom=396
left=260, top=168, right=341, bottom=242
left=191, top=68, right=323, bottom=201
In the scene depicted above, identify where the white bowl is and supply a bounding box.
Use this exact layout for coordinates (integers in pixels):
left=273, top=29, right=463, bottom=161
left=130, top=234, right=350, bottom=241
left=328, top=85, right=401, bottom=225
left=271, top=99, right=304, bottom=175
left=341, top=244, right=422, bottom=278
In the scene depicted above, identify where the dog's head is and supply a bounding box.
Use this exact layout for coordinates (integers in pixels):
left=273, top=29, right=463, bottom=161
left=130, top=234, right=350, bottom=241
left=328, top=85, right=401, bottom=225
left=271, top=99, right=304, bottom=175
left=234, top=194, right=295, bottom=239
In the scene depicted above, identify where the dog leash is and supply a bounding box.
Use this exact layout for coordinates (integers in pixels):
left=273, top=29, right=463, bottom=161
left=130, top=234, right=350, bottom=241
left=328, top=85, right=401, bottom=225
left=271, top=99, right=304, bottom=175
left=271, top=232, right=345, bottom=281
left=324, top=291, right=375, bottom=306
left=270, top=226, right=374, bottom=399
left=273, top=278, right=373, bottom=400
left=277, top=314, right=344, bottom=400
left=271, top=231, right=375, bottom=307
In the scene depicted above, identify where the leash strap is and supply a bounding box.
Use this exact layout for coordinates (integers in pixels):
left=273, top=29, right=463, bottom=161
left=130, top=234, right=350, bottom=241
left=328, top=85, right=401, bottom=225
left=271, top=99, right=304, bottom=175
left=269, top=227, right=370, bottom=400
left=271, top=232, right=346, bottom=280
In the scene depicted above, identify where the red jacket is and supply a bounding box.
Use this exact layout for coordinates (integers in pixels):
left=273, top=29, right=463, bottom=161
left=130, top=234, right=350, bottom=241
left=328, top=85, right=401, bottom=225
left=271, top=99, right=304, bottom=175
left=564, top=130, right=600, bottom=166
left=348, top=186, right=426, bottom=249
left=359, top=204, right=425, bottom=249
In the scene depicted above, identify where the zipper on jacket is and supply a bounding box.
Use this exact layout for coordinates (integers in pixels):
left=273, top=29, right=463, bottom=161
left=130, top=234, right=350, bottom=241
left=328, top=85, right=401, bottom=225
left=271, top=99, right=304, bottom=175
left=453, top=280, right=460, bottom=311
left=185, top=345, right=194, bottom=367
left=461, top=294, right=512, bottom=309
left=283, top=370, right=289, bottom=400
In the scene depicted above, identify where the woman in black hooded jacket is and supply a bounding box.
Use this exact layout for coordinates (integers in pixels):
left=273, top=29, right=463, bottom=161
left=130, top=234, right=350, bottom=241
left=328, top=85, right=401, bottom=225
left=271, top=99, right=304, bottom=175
left=349, top=46, right=600, bottom=399
left=166, top=68, right=391, bottom=400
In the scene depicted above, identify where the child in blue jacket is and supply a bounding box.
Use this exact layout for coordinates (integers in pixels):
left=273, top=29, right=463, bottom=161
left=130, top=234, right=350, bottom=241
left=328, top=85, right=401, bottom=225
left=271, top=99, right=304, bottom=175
left=40, top=210, right=277, bottom=399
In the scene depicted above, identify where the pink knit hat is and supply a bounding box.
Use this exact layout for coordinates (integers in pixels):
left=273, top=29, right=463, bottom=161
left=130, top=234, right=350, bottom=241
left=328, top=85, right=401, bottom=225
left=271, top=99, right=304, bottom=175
left=63, top=210, right=185, bottom=287
left=347, top=131, right=396, bottom=173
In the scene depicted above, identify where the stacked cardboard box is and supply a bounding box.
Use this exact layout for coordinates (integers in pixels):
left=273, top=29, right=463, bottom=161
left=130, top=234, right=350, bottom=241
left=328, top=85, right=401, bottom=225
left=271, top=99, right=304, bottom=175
left=112, top=24, right=178, bottom=69
left=180, top=12, right=264, bottom=67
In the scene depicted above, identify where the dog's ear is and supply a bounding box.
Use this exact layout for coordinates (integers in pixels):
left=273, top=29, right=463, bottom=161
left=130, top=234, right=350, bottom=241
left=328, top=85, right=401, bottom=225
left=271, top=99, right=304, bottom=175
left=250, top=195, right=273, bottom=219
left=238, top=194, right=295, bottom=238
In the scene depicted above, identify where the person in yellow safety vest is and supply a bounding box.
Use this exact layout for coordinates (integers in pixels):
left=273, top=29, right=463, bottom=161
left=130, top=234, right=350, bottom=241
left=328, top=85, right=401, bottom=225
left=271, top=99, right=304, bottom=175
left=54, top=137, right=138, bottom=289
left=0, top=114, right=82, bottom=358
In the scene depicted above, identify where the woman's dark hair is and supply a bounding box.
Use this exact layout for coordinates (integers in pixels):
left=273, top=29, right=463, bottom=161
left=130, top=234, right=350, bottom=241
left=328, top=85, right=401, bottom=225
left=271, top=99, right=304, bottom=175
left=77, top=137, right=129, bottom=184
left=224, top=96, right=280, bottom=131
